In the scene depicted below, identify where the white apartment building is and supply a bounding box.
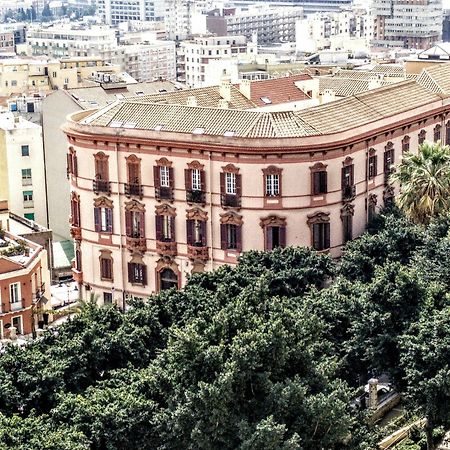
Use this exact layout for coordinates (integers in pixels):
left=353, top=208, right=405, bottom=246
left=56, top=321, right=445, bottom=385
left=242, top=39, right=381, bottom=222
left=178, top=35, right=257, bottom=87
left=0, top=112, right=47, bottom=226
left=121, top=41, right=176, bottom=81
left=295, top=9, right=373, bottom=53
left=206, top=5, right=304, bottom=45
left=97, top=0, right=165, bottom=25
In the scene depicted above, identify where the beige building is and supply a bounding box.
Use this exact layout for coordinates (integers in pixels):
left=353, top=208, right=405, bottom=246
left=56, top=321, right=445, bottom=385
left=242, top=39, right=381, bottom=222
left=62, top=64, right=450, bottom=306
left=0, top=111, right=47, bottom=226
left=0, top=57, right=120, bottom=96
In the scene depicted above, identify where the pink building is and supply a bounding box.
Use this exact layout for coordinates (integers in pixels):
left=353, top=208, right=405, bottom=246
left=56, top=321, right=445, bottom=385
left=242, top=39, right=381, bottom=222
left=63, top=65, right=450, bottom=307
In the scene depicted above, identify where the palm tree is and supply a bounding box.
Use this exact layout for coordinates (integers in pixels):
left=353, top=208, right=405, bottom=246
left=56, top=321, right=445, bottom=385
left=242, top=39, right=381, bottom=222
left=390, top=141, right=450, bottom=225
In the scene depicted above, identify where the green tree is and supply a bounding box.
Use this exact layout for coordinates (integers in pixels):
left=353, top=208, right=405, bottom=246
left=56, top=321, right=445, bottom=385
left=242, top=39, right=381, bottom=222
left=391, top=142, right=450, bottom=225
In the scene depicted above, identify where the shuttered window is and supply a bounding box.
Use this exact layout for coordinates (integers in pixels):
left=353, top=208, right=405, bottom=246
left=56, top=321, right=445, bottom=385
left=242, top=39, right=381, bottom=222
left=312, top=223, right=330, bottom=251
left=100, top=257, right=113, bottom=280
left=94, top=207, right=113, bottom=233
left=128, top=263, right=147, bottom=285
left=220, top=224, right=242, bottom=251
left=186, top=219, right=207, bottom=246
left=265, top=226, right=286, bottom=251
left=313, top=171, right=327, bottom=195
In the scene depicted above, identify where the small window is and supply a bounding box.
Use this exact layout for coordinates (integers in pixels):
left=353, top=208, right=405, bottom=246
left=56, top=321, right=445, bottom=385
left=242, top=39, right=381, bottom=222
left=128, top=262, right=147, bottom=285
left=313, top=223, right=330, bottom=251
left=23, top=190, right=33, bottom=202
left=10, top=282, right=21, bottom=305
left=21, top=145, right=29, bottom=156
left=225, top=172, right=236, bottom=195
left=368, top=155, right=377, bottom=179
left=100, top=256, right=113, bottom=280
left=160, top=166, right=170, bottom=188
left=265, top=174, right=280, bottom=197
left=103, top=292, right=113, bottom=304
left=191, top=169, right=201, bottom=191
left=12, top=316, right=23, bottom=334
left=21, top=168, right=32, bottom=185
left=313, top=171, right=327, bottom=195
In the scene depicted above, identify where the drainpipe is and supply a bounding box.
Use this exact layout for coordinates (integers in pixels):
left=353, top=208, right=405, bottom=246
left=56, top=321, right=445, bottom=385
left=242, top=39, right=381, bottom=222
left=114, top=135, right=126, bottom=311
left=208, top=150, right=214, bottom=272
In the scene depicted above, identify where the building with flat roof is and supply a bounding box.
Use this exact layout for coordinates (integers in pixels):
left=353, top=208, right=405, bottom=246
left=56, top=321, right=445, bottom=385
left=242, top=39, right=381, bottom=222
left=62, top=64, right=450, bottom=306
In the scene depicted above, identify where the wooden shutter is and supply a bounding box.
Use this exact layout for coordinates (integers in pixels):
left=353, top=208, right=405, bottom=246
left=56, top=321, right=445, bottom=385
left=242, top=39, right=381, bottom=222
left=186, top=219, right=193, bottom=245
left=324, top=223, right=330, bottom=249
left=220, top=224, right=227, bottom=250
left=184, top=169, right=191, bottom=190
left=142, top=265, right=147, bottom=286
left=313, top=172, right=319, bottom=195
left=125, top=210, right=132, bottom=236
left=313, top=224, right=320, bottom=250
left=279, top=226, right=286, bottom=248
left=350, top=165, right=354, bottom=186
left=73, top=154, right=78, bottom=177
left=200, top=170, right=206, bottom=192
left=236, top=174, right=242, bottom=198
left=341, top=167, right=346, bottom=189
left=220, top=172, right=225, bottom=195
left=106, top=208, right=113, bottom=233
left=321, top=171, right=327, bottom=193
left=236, top=225, right=242, bottom=252
left=169, top=167, right=174, bottom=188
left=155, top=215, right=163, bottom=241
left=139, top=212, right=145, bottom=238
left=153, top=165, right=160, bottom=188
left=127, top=263, right=133, bottom=283
left=170, top=216, right=176, bottom=242
left=94, top=207, right=100, bottom=232
left=373, top=156, right=378, bottom=178
left=201, top=220, right=207, bottom=246
left=266, top=227, right=273, bottom=251
left=67, top=153, right=72, bottom=177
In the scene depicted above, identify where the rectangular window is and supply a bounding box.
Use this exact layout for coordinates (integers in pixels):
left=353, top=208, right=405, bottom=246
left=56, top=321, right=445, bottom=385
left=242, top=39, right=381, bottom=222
left=225, top=172, right=236, bottom=195
left=10, top=282, right=21, bottom=309
left=24, top=213, right=35, bottom=220
left=160, top=166, right=170, bottom=187
left=265, top=226, right=286, bottom=251
left=226, top=224, right=237, bottom=249
left=313, top=223, right=330, bottom=251
left=12, top=316, right=23, bottom=334
left=191, top=169, right=201, bottom=191
left=21, top=168, right=32, bottom=185
left=132, top=211, right=143, bottom=237
left=103, top=292, right=113, bottom=304
left=342, top=215, right=352, bottom=244
left=128, top=262, right=147, bottom=285
left=418, top=131, right=426, bottom=145
left=265, top=174, right=280, bottom=197
left=94, top=207, right=113, bottom=233
left=368, top=155, right=377, bottom=179
left=384, top=149, right=394, bottom=173
left=342, top=165, right=353, bottom=188
left=23, top=190, right=33, bottom=202
left=21, top=145, right=29, bottom=156
left=313, top=171, right=327, bottom=195
left=100, top=257, right=113, bottom=280
left=402, top=138, right=410, bottom=153
left=162, top=215, right=172, bottom=241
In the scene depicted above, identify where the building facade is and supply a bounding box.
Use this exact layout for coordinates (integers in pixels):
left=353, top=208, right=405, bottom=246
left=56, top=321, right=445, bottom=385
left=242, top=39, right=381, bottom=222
left=371, top=0, right=442, bottom=49
left=97, top=0, right=165, bottom=25
left=63, top=64, right=450, bottom=307
left=0, top=112, right=47, bottom=226
left=0, top=228, right=51, bottom=339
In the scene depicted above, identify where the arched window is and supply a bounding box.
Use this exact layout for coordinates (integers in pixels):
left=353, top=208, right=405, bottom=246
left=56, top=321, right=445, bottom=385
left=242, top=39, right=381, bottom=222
left=418, top=129, right=426, bottom=145
left=125, top=155, right=142, bottom=198
left=310, top=162, right=328, bottom=195
left=67, top=147, right=77, bottom=178
left=341, top=204, right=354, bottom=244
left=154, top=157, right=174, bottom=201
left=185, top=160, right=206, bottom=204
left=159, top=268, right=178, bottom=291
left=70, top=192, right=80, bottom=227
left=93, top=152, right=110, bottom=194
left=434, top=124, right=442, bottom=142
left=307, top=211, right=330, bottom=251
left=220, top=211, right=243, bottom=252
left=220, top=164, right=241, bottom=208
left=402, top=136, right=410, bottom=154
left=260, top=215, right=287, bottom=251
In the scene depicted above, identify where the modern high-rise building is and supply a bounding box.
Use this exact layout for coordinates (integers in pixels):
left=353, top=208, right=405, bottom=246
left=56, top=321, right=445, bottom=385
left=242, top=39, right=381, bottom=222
left=371, top=0, right=442, bottom=49
left=96, top=0, right=165, bottom=25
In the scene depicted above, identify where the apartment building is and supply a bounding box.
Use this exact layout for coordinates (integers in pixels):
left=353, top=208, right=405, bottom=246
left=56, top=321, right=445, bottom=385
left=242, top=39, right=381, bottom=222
left=97, top=0, right=165, bottom=25
left=0, top=112, right=47, bottom=227
left=371, top=0, right=442, bottom=49
left=206, top=6, right=304, bottom=45
left=179, top=35, right=257, bottom=87
left=0, top=226, right=51, bottom=338
left=0, top=57, right=120, bottom=96
left=63, top=64, right=450, bottom=306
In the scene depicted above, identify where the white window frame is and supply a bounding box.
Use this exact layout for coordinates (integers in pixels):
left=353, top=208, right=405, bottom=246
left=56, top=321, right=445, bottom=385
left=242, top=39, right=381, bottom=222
left=162, top=215, right=172, bottom=240
left=225, top=172, right=236, bottom=195
left=21, top=168, right=32, bottom=185
left=266, top=174, right=279, bottom=196
left=160, top=166, right=170, bottom=187
left=12, top=315, right=23, bottom=334
left=191, top=169, right=201, bottom=191
left=0, top=320, right=3, bottom=339
left=10, top=282, right=21, bottom=309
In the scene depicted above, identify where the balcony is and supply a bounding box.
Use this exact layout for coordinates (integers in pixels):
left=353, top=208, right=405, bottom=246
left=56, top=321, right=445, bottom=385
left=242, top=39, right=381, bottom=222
left=126, top=236, right=147, bottom=253
left=93, top=179, right=111, bottom=195
left=221, top=193, right=241, bottom=208
left=156, top=240, right=177, bottom=256
left=124, top=182, right=143, bottom=199
left=187, top=244, right=208, bottom=262
left=342, top=185, right=356, bottom=202
left=186, top=189, right=206, bottom=205
left=10, top=300, right=23, bottom=311
left=70, top=225, right=82, bottom=241
left=155, top=186, right=174, bottom=202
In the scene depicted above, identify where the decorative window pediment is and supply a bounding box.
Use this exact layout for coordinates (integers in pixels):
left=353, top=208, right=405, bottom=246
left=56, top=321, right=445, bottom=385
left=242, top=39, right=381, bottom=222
left=260, top=215, right=287, bottom=228
left=262, top=165, right=282, bottom=175
left=385, top=141, right=394, bottom=151
left=368, top=193, right=377, bottom=206
left=342, top=156, right=353, bottom=167
left=310, top=162, right=328, bottom=171
left=94, top=196, right=113, bottom=208
left=220, top=211, right=243, bottom=226
left=368, top=147, right=376, bottom=156
left=307, top=211, right=330, bottom=226
left=156, top=157, right=172, bottom=167
left=222, top=163, right=239, bottom=174
left=340, top=203, right=355, bottom=217
left=186, top=207, right=207, bottom=221
left=125, top=199, right=145, bottom=212
left=155, top=203, right=176, bottom=216
left=187, top=160, right=204, bottom=170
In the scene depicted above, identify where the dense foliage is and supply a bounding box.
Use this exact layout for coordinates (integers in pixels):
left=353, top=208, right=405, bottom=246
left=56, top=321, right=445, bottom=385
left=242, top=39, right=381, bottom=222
left=1, top=213, right=450, bottom=449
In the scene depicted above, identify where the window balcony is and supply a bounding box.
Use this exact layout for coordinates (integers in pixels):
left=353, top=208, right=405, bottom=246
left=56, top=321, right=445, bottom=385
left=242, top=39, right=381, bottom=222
left=187, top=244, right=208, bottom=262
left=342, top=185, right=356, bottom=202
left=10, top=300, right=23, bottom=311
left=186, top=189, right=206, bottom=205
left=93, top=179, right=111, bottom=195
left=124, top=182, right=143, bottom=199
left=221, top=193, right=241, bottom=208
left=126, top=236, right=147, bottom=253
left=156, top=240, right=177, bottom=256
left=155, top=186, right=174, bottom=202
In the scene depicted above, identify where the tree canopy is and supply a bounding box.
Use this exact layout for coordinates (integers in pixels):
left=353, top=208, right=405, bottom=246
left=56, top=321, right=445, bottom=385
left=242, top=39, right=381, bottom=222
left=1, top=212, right=450, bottom=449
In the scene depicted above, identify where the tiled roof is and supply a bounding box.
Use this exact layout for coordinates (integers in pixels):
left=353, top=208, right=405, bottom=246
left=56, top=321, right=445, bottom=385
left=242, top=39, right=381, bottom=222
left=416, top=64, right=450, bottom=95
left=371, top=64, right=405, bottom=76
left=78, top=65, right=448, bottom=139
left=246, top=74, right=311, bottom=105
left=318, top=77, right=370, bottom=96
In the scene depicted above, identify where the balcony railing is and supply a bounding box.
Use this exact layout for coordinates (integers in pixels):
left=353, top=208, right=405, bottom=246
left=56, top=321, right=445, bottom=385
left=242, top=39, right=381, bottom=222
left=155, top=186, right=174, bottom=202
left=156, top=240, right=177, bottom=256
left=187, top=244, right=208, bottom=262
left=186, top=189, right=206, bottom=205
left=10, top=300, right=23, bottom=311
left=221, top=193, right=241, bottom=208
left=342, top=185, right=356, bottom=202
left=126, top=236, right=147, bottom=253
left=124, top=183, right=143, bottom=198
left=93, top=179, right=111, bottom=195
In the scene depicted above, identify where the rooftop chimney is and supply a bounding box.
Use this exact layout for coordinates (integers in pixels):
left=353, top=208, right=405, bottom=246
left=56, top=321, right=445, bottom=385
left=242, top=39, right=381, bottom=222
left=219, top=76, right=232, bottom=102
left=186, top=96, right=197, bottom=107
left=239, top=79, right=251, bottom=100
left=368, top=378, right=378, bottom=410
